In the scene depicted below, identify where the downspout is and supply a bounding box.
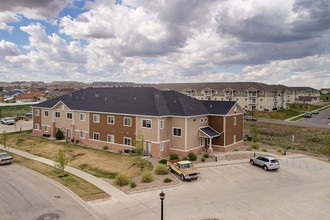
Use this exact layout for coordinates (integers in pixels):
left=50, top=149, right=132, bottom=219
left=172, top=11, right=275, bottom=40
left=223, top=116, right=226, bottom=146
left=185, top=117, right=188, bottom=151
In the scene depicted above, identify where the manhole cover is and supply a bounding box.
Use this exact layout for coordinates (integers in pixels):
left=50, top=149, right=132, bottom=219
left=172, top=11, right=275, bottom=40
left=36, top=213, right=60, bottom=220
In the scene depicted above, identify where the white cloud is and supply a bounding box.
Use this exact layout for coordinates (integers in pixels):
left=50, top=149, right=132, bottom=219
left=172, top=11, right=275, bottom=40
left=0, top=40, right=20, bottom=56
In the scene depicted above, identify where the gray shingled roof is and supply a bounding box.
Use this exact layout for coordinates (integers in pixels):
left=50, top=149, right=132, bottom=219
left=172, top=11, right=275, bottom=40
left=34, top=87, right=236, bottom=117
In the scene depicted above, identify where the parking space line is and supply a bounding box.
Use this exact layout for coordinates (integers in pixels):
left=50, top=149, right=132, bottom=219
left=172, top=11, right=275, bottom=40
left=249, top=210, right=264, bottom=220
left=278, top=206, right=301, bottom=219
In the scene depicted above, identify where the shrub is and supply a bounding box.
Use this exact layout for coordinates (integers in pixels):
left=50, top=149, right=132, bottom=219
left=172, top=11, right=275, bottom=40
left=158, top=159, right=167, bottom=164
left=114, top=173, right=130, bottom=187
left=203, top=153, right=209, bottom=158
left=182, top=157, right=190, bottom=161
left=277, top=147, right=283, bottom=153
left=188, top=152, right=197, bottom=161
left=164, top=178, right=172, bottom=183
left=79, top=163, right=88, bottom=169
left=130, top=181, right=137, bottom=188
left=169, top=154, right=179, bottom=160
left=251, top=142, right=260, bottom=149
left=155, top=164, right=169, bottom=175
left=55, top=129, right=64, bottom=140
left=141, top=171, right=155, bottom=183
left=103, top=146, right=109, bottom=151
left=116, top=150, right=123, bottom=155
left=201, top=158, right=206, bottom=162
left=261, top=147, right=268, bottom=152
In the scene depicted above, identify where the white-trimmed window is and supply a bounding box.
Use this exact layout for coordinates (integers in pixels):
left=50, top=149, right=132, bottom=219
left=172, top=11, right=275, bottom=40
left=34, top=123, right=40, bottom=130
left=233, top=135, right=236, bottom=143
left=173, top=128, right=182, bottom=137
left=124, top=117, right=132, bottom=127
left=124, top=137, right=132, bottom=146
left=80, top=113, right=86, bottom=121
left=160, top=119, right=164, bottom=129
left=55, top=111, right=60, bottom=118
left=204, top=117, right=208, bottom=123
left=234, top=116, right=236, bottom=125
left=44, top=110, right=49, bottom=117
left=142, top=119, right=152, bottom=128
left=160, top=142, right=164, bottom=151
left=80, top=131, right=85, bottom=139
left=107, top=116, right=115, bottom=125
left=201, top=118, right=204, bottom=123
left=35, top=109, right=40, bottom=116
left=93, top=114, right=100, bottom=123
left=93, top=132, right=100, bottom=140
left=67, top=112, right=73, bottom=119
left=44, top=126, right=48, bottom=132
left=107, top=134, right=115, bottom=143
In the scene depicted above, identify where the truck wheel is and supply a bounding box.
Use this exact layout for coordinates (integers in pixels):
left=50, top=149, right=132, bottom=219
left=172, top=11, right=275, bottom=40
left=168, top=167, right=172, bottom=172
left=181, top=175, right=185, bottom=181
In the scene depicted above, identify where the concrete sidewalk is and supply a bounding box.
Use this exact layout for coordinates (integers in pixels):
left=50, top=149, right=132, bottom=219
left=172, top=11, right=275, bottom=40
left=0, top=145, right=160, bottom=220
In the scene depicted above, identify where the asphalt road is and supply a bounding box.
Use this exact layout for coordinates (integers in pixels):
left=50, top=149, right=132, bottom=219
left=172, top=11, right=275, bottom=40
left=123, top=156, right=330, bottom=220
left=0, top=164, right=99, bottom=220
left=0, top=120, right=32, bottom=133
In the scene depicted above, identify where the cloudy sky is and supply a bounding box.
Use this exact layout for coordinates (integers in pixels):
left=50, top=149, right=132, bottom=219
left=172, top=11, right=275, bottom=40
left=0, top=0, right=329, bottom=89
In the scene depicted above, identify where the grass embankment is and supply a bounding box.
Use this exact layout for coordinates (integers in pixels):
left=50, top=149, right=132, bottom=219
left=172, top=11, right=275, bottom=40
left=320, top=94, right=330, bottom=103
left=11, top=153, right=106, bottom=201
left=247, top=103, right=327, bottom=120
left=0, top=105, right=32, bottom=118
left=245, top=122, right=329, bottom=156
left=1, top=131, right=153, bottom=199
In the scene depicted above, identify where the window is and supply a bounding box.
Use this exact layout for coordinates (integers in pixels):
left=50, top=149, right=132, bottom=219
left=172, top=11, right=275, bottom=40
left=93, top=114, right=100, bottom=123
left=124, top=117, right=132, bottom=127
left=35, top=109, right=40, bottom=116
left=93, top=132, right=100, bottom=140
left=55, top=111, right=60, bottom=118
left=80, top=131, right=85, bottom=139
left=142, top=119, right=152, bottom=128
left=234, top=117, right=236, bottom=125
left=201, top=118, right=204, bottom=123
left=67, top=112, right=73, bottom=119
left=124, top=137, right=131, bottom=146
left=79, top=113, right=86, bottom=121
left=233, top=135, right=236, bottom=143
left=44, top=126, right=48, bottom=132
left=160, top=120, right=164, bottom=129
left=107, top=116, right=115, bottom=125
left=160, top=142, right=164, bottom=151
left=107, top=135, right=115, bottom=143
left=204, top=117, right=208, bottom=123
left=173, top=128, right=182, bottom=137
left=34, top=123, right=40, bottom=130
left=44, top=110, right=49, bottom=117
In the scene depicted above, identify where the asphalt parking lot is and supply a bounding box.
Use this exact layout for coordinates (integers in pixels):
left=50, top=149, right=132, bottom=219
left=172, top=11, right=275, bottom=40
left=297, top=107, right=330, bottom=128
left=0, top=120, right=32, bottom=133
left=130, top=156, right=330, bottom=220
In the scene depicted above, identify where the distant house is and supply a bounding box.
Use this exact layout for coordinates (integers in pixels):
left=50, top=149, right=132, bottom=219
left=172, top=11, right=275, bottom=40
left=16, top=91, right=49, bottom=103
left=3, top=91, right=21, bottom=101
left=32, top=87, right=244, bottom=158
left=320, top=88, right=330, bottom=94
left=296, top=96, right=319, bottom=104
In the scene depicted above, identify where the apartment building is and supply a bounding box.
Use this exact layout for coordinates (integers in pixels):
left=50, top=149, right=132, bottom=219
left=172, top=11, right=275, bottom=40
left=151, top=82, right=320, bottom=111
left=32, top=87, right=244, bottom=158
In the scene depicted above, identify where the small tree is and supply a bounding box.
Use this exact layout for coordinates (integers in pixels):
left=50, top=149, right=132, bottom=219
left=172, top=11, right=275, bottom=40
left=323, top=129, right=330, bottom=161
left=54, top=149, right=68, bottom=176
left=1, top=131, right=8, bottom=151
left=55, top=129, right=65, bottom=140
left=134, top=131, right=145, bottom=166
left=251, top=124, right=260, bottom=149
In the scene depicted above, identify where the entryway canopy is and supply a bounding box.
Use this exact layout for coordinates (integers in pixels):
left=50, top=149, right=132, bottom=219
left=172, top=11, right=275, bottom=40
left=199, top=126, right=222, bottom=138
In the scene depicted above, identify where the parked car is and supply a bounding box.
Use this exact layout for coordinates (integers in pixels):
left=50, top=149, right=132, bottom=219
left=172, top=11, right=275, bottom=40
left=167, top=160, right=200, bottom=181
left=14, top=115, right=26, bottom=120
left=250, top=155, right=280, bottom=171
left=304, top=112, right=313, bottom=118
left=328, top=114, right=330, bottom=119
left=26, top=112, right=33, bottom=118
left=0, top=152, right=13, bottom=165
left=244, top=115, right=257, bottom=121
left=311, top=110, right=319, bottom=114
left=1, top=117, right=15, bottom=125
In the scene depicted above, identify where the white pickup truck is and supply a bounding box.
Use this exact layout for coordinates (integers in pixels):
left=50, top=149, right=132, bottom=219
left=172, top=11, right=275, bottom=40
left=167, top=160, right=200, bottom=181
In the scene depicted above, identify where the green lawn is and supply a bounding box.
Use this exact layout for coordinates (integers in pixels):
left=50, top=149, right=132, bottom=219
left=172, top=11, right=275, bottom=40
left=0, top=105, right=32, bottom=118
left=321, top=94, right=330, bottom=103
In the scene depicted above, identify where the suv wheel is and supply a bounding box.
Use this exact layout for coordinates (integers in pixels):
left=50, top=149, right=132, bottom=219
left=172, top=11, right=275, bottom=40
left=250, top=160, right=254, bottom=165
left=263, top=165, right=268, bottom=171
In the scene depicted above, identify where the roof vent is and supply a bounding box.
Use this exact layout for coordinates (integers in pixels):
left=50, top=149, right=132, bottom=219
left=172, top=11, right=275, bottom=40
left=105, top=97, right=107, bottom=101
left=69, top=94, right=72, bottom=97
left=95, top=93, right=99, bottom=98
left=210, top=104, right=213, bottom=108
left=76, top=96, right=78, bottom=99
left=82, top=96, right=84, bottom=100
left=174, top=100, right=176, bottom=103
left=133, top=97, right=136, bottom=101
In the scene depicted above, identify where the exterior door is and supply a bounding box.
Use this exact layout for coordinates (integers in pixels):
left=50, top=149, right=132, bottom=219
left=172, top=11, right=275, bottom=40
left=66, top=129, right=71, bottom=139
left=143, top=142, right=151, bottom=156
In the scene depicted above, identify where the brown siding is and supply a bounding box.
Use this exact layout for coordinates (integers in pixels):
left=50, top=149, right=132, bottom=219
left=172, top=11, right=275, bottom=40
left=89, top=113, right=136, bottom=145
left=225, top=114, right=244, bottom=145
left=209, top=116, right=224, bottom=146
left=33, top=108, right=42, bottom=131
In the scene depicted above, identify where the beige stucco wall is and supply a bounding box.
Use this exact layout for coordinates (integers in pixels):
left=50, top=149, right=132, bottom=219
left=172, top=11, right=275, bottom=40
left=74, top=111, right=90, bottom=133
left=168, top=117, right=185, bottom=150
left=159, top=117, right=170, bottom=141
left=136, top=116, right=159, bottom=142
left=186, top=116, right=208, bottom=149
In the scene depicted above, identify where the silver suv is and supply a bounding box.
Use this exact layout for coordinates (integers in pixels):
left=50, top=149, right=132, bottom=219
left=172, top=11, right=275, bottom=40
left=250, top=155, right=280, bottom=171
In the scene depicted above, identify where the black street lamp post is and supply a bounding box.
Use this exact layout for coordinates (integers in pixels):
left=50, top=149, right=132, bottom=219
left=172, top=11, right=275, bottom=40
left=159, top=191, right=165, bottom=220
